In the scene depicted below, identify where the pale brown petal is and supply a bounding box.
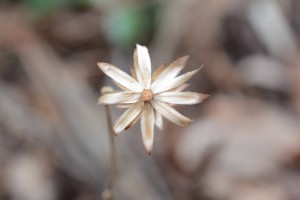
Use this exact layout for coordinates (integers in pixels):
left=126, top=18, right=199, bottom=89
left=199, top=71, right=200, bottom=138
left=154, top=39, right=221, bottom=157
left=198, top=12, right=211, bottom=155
left=155, top=92, right=209, bottom=105
left=98, top=62, right=143, bottom=92
left=154, top=110, right=163, bottom=131
left=133, top=48, right=142, bottom=83
left=152, top=101, right=193, bottom=127
left=134, top=44, right=152, bottom=89
left=125, top=111, right=142, bottom=130
left=151, top=56, right=189, bottom=90
left=152, top=63, right=167, bottom=82
left=158, top=84, right=191, bottom=107
left=130, top=67, right=137, bottom=80
left=114, top=101, right=144, bottom=134
left=98, top=92, right=141, bottom=104
left=166, top=83, right=190, bottom=92
left=152, top=67, right=202, bottom=94
left=117, top=104, right=131, bottom=109
left=113, top=80, right=130, bottom=91
left=141, top=103, right=154, bottom=155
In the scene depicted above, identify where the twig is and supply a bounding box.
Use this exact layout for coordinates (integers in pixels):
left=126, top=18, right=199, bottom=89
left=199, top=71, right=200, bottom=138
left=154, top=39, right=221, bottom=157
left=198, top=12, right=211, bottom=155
left=102, top=102, right=117, bottom=200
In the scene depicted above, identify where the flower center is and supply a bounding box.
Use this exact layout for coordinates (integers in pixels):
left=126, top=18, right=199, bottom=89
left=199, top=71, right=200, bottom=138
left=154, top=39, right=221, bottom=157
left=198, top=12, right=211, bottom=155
left=141, top=89, right=153, bottom=102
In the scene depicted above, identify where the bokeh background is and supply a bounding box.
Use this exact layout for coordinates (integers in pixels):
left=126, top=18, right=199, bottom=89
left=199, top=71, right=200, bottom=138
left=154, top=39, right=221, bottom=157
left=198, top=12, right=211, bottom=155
left=1, top=0, right=300, bottom=199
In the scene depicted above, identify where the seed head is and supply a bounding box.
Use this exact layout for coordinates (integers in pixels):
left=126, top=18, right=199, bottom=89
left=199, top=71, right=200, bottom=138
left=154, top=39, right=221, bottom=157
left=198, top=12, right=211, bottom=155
left=142, top=89, right=153, bottom=102
left=97, top=44, right=209, bottom=155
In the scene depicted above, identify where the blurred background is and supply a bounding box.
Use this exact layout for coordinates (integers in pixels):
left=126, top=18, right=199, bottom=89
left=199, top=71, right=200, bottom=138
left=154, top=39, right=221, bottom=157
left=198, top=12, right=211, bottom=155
left=1, top=0, right=300, bottom=199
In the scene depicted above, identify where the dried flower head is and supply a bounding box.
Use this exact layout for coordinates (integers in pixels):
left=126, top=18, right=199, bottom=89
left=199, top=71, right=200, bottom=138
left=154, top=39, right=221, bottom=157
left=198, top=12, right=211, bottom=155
left=98, top=44, right=209, bottom=155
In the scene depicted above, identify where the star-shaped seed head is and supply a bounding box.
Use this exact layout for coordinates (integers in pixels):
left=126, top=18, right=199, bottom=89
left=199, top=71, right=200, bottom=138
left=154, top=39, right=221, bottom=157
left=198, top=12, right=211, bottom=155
left=98, top=44, right=209, bottom=155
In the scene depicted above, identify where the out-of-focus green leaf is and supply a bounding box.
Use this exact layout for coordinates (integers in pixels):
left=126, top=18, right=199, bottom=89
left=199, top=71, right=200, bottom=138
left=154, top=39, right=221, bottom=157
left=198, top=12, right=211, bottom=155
left=66, top=0, right=90, bottom=7
left=103, top=4, right=158, bottom=50
left=23, top=0, right=90, bottom=19
left=24, top=0, right=63, bottom=17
